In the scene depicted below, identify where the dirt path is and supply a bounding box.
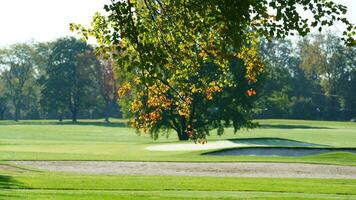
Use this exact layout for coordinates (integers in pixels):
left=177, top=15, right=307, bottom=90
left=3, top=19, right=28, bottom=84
left=11, top=161, right=356, bottom=179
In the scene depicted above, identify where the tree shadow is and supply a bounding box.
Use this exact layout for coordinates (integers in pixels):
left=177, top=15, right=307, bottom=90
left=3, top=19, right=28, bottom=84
left=259, top=124, right=334, bottom=129
left=0, top=120, right=129, bottom=128
left=58, top=121, right=129, bottom=128
left=0, top=175, right=26, bottom=189
left=0, top=194, right=20, bottom=200
left=227, top=137, right=327, bottom=147
left=0, top=175, right=26, bottom=199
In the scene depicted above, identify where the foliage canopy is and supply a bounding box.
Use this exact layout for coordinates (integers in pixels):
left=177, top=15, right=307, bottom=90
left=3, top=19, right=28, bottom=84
left=72, top=0, right=355, bottom=141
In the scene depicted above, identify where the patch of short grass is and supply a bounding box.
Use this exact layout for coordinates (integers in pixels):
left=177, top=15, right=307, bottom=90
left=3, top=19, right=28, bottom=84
left=0, top=119, right=356, bottom=165
left=1, top=168, right=356, bottom=200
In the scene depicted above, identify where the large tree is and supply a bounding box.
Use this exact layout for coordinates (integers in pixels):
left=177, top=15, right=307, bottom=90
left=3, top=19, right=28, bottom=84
left=299, top=34, right=354, bottom=119
left=0, top=43, right=38, bottom=121
left=72, top=0, right=355, bottom=141
left=40, top=37, right=97, bottom=122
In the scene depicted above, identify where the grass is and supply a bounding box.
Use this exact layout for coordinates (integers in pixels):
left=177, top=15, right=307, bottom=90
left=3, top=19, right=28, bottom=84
left=0, top=119, right=356, bottom=165
left=1, top=119, right=356, bottom=199
left=1, top=166, right=356, bottom=199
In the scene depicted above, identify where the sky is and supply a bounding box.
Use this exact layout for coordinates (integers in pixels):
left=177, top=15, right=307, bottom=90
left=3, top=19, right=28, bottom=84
left=0, top=0, right=355, bottom=47
left=0, top=0, right=110, bottom=46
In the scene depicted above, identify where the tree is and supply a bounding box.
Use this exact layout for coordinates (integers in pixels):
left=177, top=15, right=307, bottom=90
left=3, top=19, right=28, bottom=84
left=0, top=75, right=8, bottom=120
left=299, top=34, right=354, bottom=119
left=257, top=38, right=319, bottom=119
left=0, top=43, right=38, bottom=121
left=41, top=37, right=97, bottom=122
left=72, top=0, right=355, bottom=141
left=339, top=48, right=356, bottom=119
left=91, top=56, right=118, bottom=122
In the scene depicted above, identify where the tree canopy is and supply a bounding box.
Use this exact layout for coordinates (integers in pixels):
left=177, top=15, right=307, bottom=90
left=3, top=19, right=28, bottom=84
left=0, top=43, right=40, bottom=121
left=40, top=37, right=98, bottom=122
left=75, top=0, right=353, bottom=140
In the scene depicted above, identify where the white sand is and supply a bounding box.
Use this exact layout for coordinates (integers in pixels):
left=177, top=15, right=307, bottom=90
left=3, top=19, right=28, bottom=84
left=146, top=140, right=260, bottom=151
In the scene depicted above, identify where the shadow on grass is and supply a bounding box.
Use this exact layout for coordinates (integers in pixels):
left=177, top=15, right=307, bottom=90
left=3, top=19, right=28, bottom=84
left=0, top=175, right=25, bottom=199
left=0, top=120, right=129, bottom=128
left=0, top=175, right=26, bottom=190
left=227, top=137, right=326, bottom=147
left=259, top=124, right=334, bottom=129
left=60, top=121, right=129, bottom=128
left=205, top=146, right=356, bottom=157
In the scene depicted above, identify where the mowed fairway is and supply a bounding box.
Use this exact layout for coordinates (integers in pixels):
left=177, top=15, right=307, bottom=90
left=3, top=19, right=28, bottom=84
left=0, top=119, right=356, bottom=165
left=1, top=119, right=356, bottom=199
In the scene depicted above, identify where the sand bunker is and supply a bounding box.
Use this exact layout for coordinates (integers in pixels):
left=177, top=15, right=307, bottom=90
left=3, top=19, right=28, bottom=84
left=146, top=140, right=253, bottom=151
left=146, top=138, right=317, bottom=152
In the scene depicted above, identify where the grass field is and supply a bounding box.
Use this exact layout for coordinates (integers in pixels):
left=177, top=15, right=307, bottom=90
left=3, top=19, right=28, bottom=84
left=0, top=119, right=356, bottom=165
left=1, top=119, right=356, bottom=199
left=1, top=167, right=356, bottom=200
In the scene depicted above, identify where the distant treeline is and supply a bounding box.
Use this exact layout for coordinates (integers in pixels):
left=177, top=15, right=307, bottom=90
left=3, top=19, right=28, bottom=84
left=0, top=34, right=355, bottom=122
left=256, top=33, right=356, bottom=121
left=0, top=37, right=120, bottom=122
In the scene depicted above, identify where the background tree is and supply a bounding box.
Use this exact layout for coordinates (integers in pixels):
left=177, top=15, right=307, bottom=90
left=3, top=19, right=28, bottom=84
left=72, top=0, right=355, bottom=141
left=256, top=34, right=355, bottom=121
left=0, top=43, right=38, bottom=121
left=91, top=56, right=119, bottom=122
left=299, top=34, right=352, bottom=119
left=0, top=75, right=8, bottom=120
left=40, top=37, right=97, bottom=122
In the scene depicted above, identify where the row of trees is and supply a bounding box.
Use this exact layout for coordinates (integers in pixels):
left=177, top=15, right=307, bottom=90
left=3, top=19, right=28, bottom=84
left=0, top=37, right=120, bottom=122
left=0, top=34, right=354, bottom=124
left=257, top=34, right=356, bottom=121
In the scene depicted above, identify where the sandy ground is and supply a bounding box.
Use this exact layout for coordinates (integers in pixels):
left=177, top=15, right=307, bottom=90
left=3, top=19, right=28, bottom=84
left=145, top=138, right=315, bottom=151
left=11, top=161, right=356, bottom=179
left=146, top=140, right=254, bottom=151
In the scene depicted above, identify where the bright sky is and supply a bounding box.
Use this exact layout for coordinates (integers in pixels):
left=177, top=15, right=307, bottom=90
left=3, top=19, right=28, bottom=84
left=0, top=0, right=110, bottom=46
left=0, top=0, right=355, bottom=47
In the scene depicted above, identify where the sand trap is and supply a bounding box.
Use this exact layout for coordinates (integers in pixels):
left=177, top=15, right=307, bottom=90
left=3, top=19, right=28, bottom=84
left=146, top=140, right=258, bottom=151
left=146, top=138, right=319, bottom=152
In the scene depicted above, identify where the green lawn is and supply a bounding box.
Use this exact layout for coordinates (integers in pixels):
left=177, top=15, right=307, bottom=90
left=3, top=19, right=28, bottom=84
left=1, top=119, right=356, bottom=199
left=0, top=119, right=356, bottom=165
left=1, top=166, right=356, bottom=200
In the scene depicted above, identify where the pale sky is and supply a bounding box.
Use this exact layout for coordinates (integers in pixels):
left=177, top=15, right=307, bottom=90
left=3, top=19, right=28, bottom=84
left=0, top=0, right=355, bottom=47
left=0, top=0, right=110, bottom=46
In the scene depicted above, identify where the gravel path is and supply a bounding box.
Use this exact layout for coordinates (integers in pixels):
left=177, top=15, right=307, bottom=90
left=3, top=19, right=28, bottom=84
left=11, top=161, right=356, bottom=179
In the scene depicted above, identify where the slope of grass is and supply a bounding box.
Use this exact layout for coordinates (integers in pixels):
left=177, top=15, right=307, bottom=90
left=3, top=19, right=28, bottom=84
left=0, top=119, right=356, bottom=165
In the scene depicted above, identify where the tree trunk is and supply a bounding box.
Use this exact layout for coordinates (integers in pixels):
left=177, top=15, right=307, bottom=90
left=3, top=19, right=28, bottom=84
left=0, top=106, right=5, bottom=120
left=14, top=106, right=20, bottom=121
left=177, top=130, right=189, bottom=141
left=104, top=100, right=110, bottom=123
left=58, top=112, right=63, bottom=122
left=0, top=110, right=4, bottom=120
left=71, top=108, right=77, bottom=123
